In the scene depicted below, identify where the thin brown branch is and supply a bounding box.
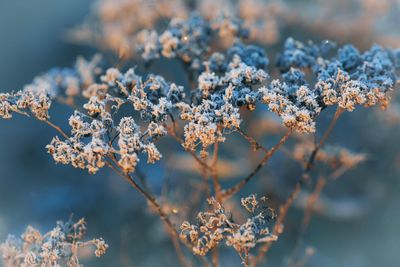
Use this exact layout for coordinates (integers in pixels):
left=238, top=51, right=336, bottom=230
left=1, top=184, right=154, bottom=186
left=222, top=129, right=292, bottom=200
left=105, top=161, right=178, bottom=236
left=105, top=160, right=194, bottom=267
left=304, top=107, right=344, bottom=172
left=251, top=183, right=301, bottom=267
left=252, top=107, right=343, bottom=266
left=211, top=247, right=219, bottom=267
left=165, top=123, right=212, bottom=172
left=301, top=176, right=326, bottom=231
left=211, top=142, right=222, bottom=202
left=236, top=128, right=268, bottom=153
left=43, top=120, right=70, bottom=139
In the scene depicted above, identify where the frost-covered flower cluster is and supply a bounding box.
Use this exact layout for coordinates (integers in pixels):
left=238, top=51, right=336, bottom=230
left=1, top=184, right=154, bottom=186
left=197, top=0, right=283, bottom=45
left=278, top=38, right=399, bottom=111
left=72, top=0, right=188, bottom=58
left=176, top=43, right=268, bottom=156
left=180, top=195, right=277, bottom=260
left=0, top=55, right=105, bottom=122
left=72, top=0, right=283, bottom=59
left=0, top=218, right=107, bottom=267
left=259, top=68, right=322, bottom=133
left=28, top=55, right=103, bottom=100
left=258, top=38, right=399, bottom=133
left=46, top=67, right=183, bottom=174
left=0, top=89, right=51, bottom=121
left=1, top=2, right=400, bottom=267
left=1, top=54, right=186, bottom=174
left=137, top=13, right=249, bottom=70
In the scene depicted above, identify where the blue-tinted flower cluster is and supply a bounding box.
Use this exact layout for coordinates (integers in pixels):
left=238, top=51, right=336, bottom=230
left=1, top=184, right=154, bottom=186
left=177, top=43, right=269, bottom=155
left=180, top=195, right=277, bottom=257
left=277, top=38, right=336, bottom=72
left=25, top=55, right=104, bottom=99
left=137, top=13, right=250, bottom=70
left=262, top=38, right=400, bottom=132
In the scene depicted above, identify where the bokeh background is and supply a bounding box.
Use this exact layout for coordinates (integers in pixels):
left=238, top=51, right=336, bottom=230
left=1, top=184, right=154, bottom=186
left=0, top=0, right=400, bottom=266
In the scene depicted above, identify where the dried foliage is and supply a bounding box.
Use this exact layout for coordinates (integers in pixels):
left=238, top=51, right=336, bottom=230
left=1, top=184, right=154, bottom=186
left=0, top=218, right=107, bottom=267
left=1, top=0, right=400, bottom=266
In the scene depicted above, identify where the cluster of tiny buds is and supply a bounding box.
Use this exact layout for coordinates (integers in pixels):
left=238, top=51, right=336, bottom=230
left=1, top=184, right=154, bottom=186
left=45, top=66, right=182, bottom=174
left=0, top=218, right=108, bottom=267
left=137, top=13, right=249, bottom=69
left=180, top=195, right=277, bottom=262
left=1, top=26, right=398, bottom=173
left=0, top=89, right=51, bottom=121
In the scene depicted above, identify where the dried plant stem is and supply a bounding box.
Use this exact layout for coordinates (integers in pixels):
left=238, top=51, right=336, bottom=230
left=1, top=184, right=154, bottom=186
left=211, top=142, right=222, bottom=202
left=242, top=249, right=250, bottom=267
left=43, top=120, right=70, bottom=139
left=288, top=247, right=315, bottom=267
left=105, top=161, right=177, bottom=235
left=165, top=122, right=212, bottom=172
left=237, top=128, right=268, bottom=152
left=304, top=107, right=344, bottom=172
left=210, top=142, right=221, bottom=267
left=222, top=129, right=292, bottom=200
left=289, top=163, right=355, bottom=264
left=16, top=111, right=69, bottom=140
left=300, top=165, right=350, bottom=234
left=301, top=176, right=326, bottom=231
left=298, top=165, right=351, bottom=230
left=251, top=183, right=301, bottom=267
left=105, top=160, right=192, bottom=267
left=211, top=247, right=219, bottom=267
left=252, top=107, right=343, bottom=266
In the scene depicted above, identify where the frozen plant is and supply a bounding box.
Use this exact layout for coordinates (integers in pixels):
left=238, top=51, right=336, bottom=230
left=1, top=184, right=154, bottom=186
left=180, top=195, right=277, bottom=266
left=1, top=3, right=400, bottom=267
left=0, top=218, right=107, bottom=267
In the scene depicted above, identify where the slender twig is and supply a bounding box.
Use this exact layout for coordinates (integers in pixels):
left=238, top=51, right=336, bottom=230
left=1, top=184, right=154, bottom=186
left=15, top=110, right=70, bottom=140
left=251, top=107, right=343, bottom=266
left=210, top=141, right=221, bottom=267
left=105, top=161, right=178, bottom=235
left=105, top=160, right=192, bottom=267
left=211, top=247, right=219, bottom=267
left=251, top=183, right=301, bottom=267
left=301, top=176, right=326, bottom=231
left=288, top=162, right=356, bottom=265
left=211, top=142, right=222, bottom=202
left=304, top=108, right=344, bottom=173
left=222, top=129, right=292, bottom=200
left=165, top=122, right=212, bottom=172
left=236, top=128, right=268, bottom=153
left=43, top=120, right=69, bottom=139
